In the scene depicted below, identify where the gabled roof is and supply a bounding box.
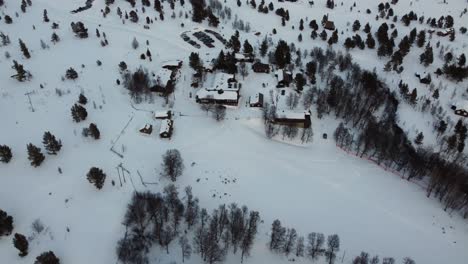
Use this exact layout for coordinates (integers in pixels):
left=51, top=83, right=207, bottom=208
left=156, top=68, right=174, bottom=86
left=275, top=110, right=310, bottom=120
left=154, top=110, right=170, bottom=119
left=160, top=119, right=173, bottom=135
left=196, top=89, right=238, bottom=101
left=455, top=100, right=468, bottom=111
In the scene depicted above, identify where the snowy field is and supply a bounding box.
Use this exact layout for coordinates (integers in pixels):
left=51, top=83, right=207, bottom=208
left=1, top=0, right=468, bottom=263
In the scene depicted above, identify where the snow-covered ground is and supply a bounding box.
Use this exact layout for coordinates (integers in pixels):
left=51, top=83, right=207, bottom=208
left=1, top=0, right=467, bottom=263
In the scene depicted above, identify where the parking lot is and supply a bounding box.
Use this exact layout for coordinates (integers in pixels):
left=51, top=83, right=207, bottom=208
left=180, top=28, right=228, bottom=49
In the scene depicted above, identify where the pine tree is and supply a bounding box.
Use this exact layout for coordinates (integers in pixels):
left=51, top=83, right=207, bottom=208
left=363, top=23, right=371, bottom=33
left=35, top=251, right=60, bottom=264
left=190, top=0, right=206, bottom=22
left=0, top=31, right=11, bottom=46
left=4, top=15, right=13, bottom=24
left=274, top=40, right=291, bottom=69
left=51, top=32, right=60, bottom=44
left=243, top=40, right=253, bottom=54
left=295, top=73, right=306, bottom=91
left=66, top=67, right=78, bottom=80
left=437, top=120, right=447, bottom=136
left=19, top=39, right=31, bottom=59
left=352, top=20, right=361, bottom=31
left=320, top=30, right=328, bottom=41
left=458, top=53, right=466, bottom=67
left=13, top=233, right=28, bottom=257
left=189, top=52, right=201, bottom=70
left=366, top=33, right=376, bottom=49
left=78, top=93, right=87, bottom=105
left=27, top=144, right=45, bottom=167
left=87, top=167, right=106, bottom=189
left=11, top=60, right=32, bottom=82
left=420, top=44, right=433, bottom=66
left=71, top=104, right=88, bottom=122
left=132, top=37, right=139, bottom=49
left=0, top=145, right=12, bottom=163
left=260, top=36, right=268, bottom=57
left=42, top=132, right=62, bottom=155
left=0, top=209, right=14, bottom=237
left=344, top=38, right=355, bottom=50
left=432, top=89, right=439, bottom=99
left=43, top=9, right=49, bottom=22
left=416, top=30, right=426, bottom=47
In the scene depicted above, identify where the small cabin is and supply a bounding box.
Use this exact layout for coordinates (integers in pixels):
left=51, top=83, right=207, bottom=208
left=275, top=70, right=293, bottom=88
left=160, top=119, right=173, bottom=138
left=436, top=28, right=454, bottom=37
left=154, top=110, right=172, bottom=120
left=162, top=60, right=183, bottom=71
left=415, top=73, right=431, bottom=85
left=274, top=110, right=312, bottom=128
left=252, top=62, right=270, bottom=73
left=139, top=124, right=153, bottom=135
left=235, top=53, right=254, bottom=63
left=250, top=93, right=264, bottom=107
left=151, top=68, right=177, bottom=94
left=452, top=101, right=468, bottom=117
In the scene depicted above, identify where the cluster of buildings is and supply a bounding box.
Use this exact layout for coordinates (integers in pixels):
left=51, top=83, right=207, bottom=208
left=194, top=63, right=311, bottom=128
left=139, top=109, right=174, bottom=138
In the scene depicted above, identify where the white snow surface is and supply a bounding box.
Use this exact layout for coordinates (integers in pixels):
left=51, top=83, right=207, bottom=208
left=0, top=0, right=468, bottom=264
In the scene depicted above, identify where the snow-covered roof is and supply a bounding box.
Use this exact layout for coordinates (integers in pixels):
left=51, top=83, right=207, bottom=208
left=206, top=73, right=240, bottom=92
left=196, top=88, right=238, bottom=101
left=154, top=110, right=170, bottom=119
left=139, top=124, right=153, bottom=134
left=250, top=93, right=263, bottom=105
left=160, top=119, right=172, bottom=134
left=162, top=60, right=182, bottom=67
left=156, top=68, right=174, bottom=86
left=455, top=100, right=468, bottom=111
left=235, top=53, right=246, bottom=60
left=275, top=110, right=309, bottom=120
left=275, top=70, right=284, bottom=82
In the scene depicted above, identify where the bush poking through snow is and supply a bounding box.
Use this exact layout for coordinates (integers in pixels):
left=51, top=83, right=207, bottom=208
left=13, top=233, right=28, bottom=257
left=32, top=219, right=45, bottom=234
left=87, top=167, right=106, bottom=189
left=161, top=149, right=184, bottom=182
left=0, top=145, right=12, bottom=163
left=35, top=251, right=60, bottom=264
left=27, top=143, right=45, bottom=167
left=213, top=105, right=226, bottom=121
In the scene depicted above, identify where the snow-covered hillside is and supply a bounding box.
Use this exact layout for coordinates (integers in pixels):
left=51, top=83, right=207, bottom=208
left=1, top=0, right=467, bottom=264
